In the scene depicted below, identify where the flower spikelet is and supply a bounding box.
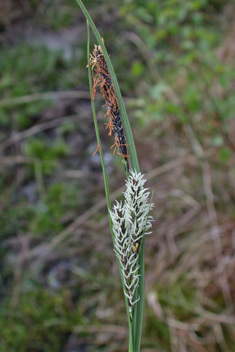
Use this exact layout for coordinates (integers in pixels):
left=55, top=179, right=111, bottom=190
left=110, top=170, right=154, bottom=317
left=90, top=44, right=129, bottom=170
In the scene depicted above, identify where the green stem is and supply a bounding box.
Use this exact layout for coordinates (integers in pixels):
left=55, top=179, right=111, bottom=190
left=87, top=21, right=111, bottom=216
left=87, top=21, right=134, bottom=352
left=81, top=1, right=147, bottom=348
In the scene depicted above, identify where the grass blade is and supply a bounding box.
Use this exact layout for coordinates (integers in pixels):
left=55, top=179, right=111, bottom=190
left=86, top=20, right=134, bottom=352
left=79, top=2, right=145, bottom=350
left=86, top=21, right=111, bottom=216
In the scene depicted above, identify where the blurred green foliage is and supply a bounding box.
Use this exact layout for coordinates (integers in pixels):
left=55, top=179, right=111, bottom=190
left=0, top=288, right=83, bottom=352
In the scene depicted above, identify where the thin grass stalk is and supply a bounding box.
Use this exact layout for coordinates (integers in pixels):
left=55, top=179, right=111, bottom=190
left=86, top=21, right=134, bottom=352
left=133, top=191, right=154, bottom=351
left=86, top=21, right=111, bottom=218
left=79, top=1, right=146, bottom=349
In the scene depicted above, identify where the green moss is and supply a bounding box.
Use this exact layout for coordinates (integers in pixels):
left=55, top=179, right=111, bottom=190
left=0, top=288, right=83, bottom=352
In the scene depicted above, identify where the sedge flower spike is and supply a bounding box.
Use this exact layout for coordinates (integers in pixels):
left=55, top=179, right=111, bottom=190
left=110, top=170, right=154, bottom=318
left=90, top=44, right=130, bottom=171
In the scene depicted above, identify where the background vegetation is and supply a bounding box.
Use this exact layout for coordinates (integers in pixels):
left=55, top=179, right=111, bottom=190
left=1, top=0, right=235, bottom=351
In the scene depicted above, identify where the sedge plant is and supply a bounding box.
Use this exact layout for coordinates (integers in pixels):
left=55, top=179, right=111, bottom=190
left=76, top=1, right=154, bottom=351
